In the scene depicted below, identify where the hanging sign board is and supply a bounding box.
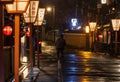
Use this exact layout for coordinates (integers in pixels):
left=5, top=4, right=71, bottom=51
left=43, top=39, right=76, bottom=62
left=34, top=8, right=45, bottom=26
left=23, top=0, right=39, bottom=23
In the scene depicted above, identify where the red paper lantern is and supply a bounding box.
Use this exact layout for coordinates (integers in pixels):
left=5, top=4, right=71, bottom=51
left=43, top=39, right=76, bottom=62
left=38, top=41, right=42, bottom=45
left=3, top=26, right=12, bottom=36
left=26, top=31, right=30, bottom=37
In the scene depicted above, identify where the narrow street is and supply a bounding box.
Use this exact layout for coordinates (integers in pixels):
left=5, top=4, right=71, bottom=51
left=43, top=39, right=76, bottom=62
left=61, top=51, right=120, bottom=82
left=36, top=41, right=120, bottom=82
left=36, top=41, right=58, bottom=82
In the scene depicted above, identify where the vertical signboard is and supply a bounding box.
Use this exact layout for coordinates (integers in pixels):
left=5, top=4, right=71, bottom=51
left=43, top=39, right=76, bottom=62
left=34, top=8, right=45, bottom=26
left=23, top=0, right=39, bottom=23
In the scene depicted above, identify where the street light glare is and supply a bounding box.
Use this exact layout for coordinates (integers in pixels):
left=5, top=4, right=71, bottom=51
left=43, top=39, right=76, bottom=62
left=46, top=7, right=52, bottom=12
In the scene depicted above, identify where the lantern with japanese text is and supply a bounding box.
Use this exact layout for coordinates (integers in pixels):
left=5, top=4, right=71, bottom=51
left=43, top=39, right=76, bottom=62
left=23, top=0, right=39, bottom=23
left=34, top=8, right=45, bottom=26
left=111, top=19, right=120, bottom=54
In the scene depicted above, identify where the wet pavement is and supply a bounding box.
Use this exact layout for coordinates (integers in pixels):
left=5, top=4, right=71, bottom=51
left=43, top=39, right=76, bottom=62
left=35, top=41, right=120, bottom=82
left=61, top=51, right=120, bottom=82
left=36, top=41, right=58, bottom=82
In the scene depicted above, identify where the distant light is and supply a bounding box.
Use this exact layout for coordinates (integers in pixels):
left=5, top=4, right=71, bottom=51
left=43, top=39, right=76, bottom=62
left=71, top=18, right=77, bottom=27
left=46, top=7, right=52, bottom=12
left=101, top=0, right=106, bottom=4
left=26, top=31, right=30, bottom=37
left=76, top=26, right=81, bottom=29
left=85, top=26, right=89, bottom=33
left=98, top=34, right=103, bottom=39
left=38, top=41, right=42, bottom=44
left=108, top=31, right=110, bottom=35
left=111, top=19, right=120, bottom=31
left=112, top=7, right=115, bottom=11
left=22, top=56, right=27, bottom=63
left=89, top=22, right=97, bottom=31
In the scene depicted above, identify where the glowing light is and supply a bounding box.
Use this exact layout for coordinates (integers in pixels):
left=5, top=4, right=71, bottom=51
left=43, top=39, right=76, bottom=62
left=98, top=34, right=103, bottom=39
left=38, top=41, right=42, bottom=44
left=89, top=22, right=97, bottom=31
left=22, top=56, right=27, bottom=63
left=85, top=26, right=89, bottom=33
left=101, top=0, right=106, bottom=4
left=46, top=7, right=52, bottom=12
left=111, top=19, right=120, bottom=31
left=3, top=26, right=12, bottom=36
left=6, top=0, right=30, bottom=13
left=71, top=18, right=77, bottom=27
left=23, top=68, right=28, bottom=78
left=26, top=31, right=30, bottom=37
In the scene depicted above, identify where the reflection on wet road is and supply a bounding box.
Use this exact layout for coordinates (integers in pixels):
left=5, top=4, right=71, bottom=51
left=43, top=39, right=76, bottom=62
left=61, top=51, right=120, bottom=82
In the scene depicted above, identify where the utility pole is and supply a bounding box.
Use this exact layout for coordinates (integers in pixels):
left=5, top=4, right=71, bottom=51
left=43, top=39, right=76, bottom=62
left=75, top=4, right=78, bottom=18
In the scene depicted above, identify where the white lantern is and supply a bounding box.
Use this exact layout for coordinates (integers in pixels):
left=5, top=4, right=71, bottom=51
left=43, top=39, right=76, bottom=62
left=23, top=0, right=39, bottom=23
left=111, top=19, right=120, bottom=31
left=34, top=8, right=45, bottom=26
left=89, top=22, right=97, bottom=32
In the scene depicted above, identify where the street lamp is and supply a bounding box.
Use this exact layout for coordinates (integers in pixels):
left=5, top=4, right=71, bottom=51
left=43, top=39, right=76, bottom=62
left=46, top=7, right=52, bottom=12
left=85, top=26, right=90, bottom=51
left=6, top=0, right=29, bottom=82
left=89, top=22, right=97, bottom=52
left=23, top=0, right=39, bottom=67
left=111, top=19, right=120, bottom=54
left=46, top=6, right=56, bottom=42
left=34, top=8, right=45, bottom=67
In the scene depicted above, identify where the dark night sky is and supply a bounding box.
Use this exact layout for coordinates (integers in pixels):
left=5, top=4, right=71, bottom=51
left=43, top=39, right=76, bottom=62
left=40, top=0, right=98, bottom=25
left=40, top=0, right=97, bottom=8
left=40, top=0, right=84, bottom=16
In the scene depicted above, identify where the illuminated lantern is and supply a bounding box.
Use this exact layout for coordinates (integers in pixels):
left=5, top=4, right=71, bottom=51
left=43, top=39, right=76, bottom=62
left=108, top=31, right=110, bottom=35
left=85, top=26, right=89, bottom=33
left=22, top=56, right=28, bottom=63
left=26, top=31, right=30, bottom=37
left=3, top=26, right=12, bottom=36
left=98, top=34, right=103, bottom=39
left=38, top=41, right=42, bottom=45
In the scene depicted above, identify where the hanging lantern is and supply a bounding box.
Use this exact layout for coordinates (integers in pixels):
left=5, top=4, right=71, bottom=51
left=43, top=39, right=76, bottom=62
left=3, top=26, right=12, bottom=36
left=22, top=56, right=28, bottom=63
left=6, top=0, right=30, bottom=13
left=38, top=40, right=42, bottom=45
left=26, top=31, right=30, bottom=37
left=89, top=22, right=97, bottom=32
left=111, top=19, right=120, bottom=31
